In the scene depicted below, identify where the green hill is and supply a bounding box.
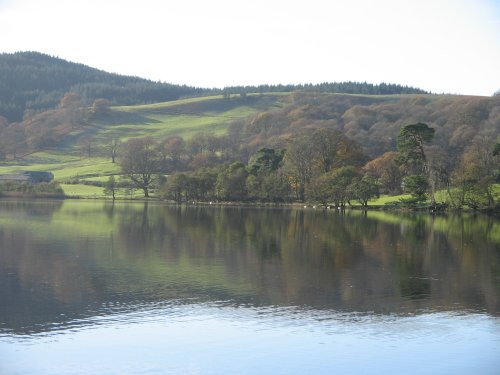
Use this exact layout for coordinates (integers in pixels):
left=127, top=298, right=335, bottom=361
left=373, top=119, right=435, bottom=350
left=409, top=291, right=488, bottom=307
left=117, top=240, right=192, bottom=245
left=0, top=51, right=427, bottom=122
left=1, top=91, right=499, bottom=175
left=0, top=83, right=498, bottom=201
left=0, top=93, right=290, bottom=192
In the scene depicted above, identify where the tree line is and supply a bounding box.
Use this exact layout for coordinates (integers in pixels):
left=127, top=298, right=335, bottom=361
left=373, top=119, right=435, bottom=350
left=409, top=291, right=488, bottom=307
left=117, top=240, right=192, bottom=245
left=109, top=129, right=375, bottom=205
left=109, top=123, right=499, bottom=210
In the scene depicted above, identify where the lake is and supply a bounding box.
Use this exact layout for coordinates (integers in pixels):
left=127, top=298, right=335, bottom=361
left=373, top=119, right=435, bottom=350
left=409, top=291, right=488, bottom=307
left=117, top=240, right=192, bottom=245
left=0, top=199, right=499, bottom=374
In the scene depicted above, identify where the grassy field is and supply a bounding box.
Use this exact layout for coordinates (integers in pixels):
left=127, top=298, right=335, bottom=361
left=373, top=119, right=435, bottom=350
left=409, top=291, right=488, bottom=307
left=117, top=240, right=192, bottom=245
left=366, top=185, right=500, bottom=208
left=0, top=158, right=120, bottom=181
left=60, top=184, right=107, bottom=198
left=96, top=94, right=287, bottom=141
left=368, top=194, right=412, bottom=205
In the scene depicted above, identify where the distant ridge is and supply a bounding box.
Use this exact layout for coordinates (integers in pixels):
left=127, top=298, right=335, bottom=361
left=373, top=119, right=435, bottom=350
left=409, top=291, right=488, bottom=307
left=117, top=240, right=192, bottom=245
left=0, top=51, right=428, bottom=122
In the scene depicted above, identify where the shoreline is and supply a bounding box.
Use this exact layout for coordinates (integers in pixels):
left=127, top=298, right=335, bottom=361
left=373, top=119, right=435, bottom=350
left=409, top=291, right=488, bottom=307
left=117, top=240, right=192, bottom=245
left=1, top=194, right=499, bottom=215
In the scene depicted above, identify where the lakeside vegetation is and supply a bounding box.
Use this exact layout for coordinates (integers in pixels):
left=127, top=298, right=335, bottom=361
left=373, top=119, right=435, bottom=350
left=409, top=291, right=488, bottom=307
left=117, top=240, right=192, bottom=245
left=0, top=52, right=499, bottom=211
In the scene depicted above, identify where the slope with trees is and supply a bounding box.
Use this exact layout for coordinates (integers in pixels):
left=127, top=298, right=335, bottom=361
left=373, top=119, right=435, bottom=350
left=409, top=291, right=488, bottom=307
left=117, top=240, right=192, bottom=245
left=0, top=51, right=427, bottom=122
left=0, top=84, right=498, bottom=210
left=0, top=51, right=211, bottom=122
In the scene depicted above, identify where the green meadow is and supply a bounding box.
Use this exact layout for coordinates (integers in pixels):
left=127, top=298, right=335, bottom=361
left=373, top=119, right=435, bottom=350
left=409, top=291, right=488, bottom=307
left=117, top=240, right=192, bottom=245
left=99, top=94, right=287, bottom=141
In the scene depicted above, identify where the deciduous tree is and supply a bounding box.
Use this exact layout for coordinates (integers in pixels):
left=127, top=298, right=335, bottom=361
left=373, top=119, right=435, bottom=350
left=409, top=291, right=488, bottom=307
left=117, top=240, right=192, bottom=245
left=215, top=163, right=248, bottom=201
left=350, top=175, right=379, bottom=206
left=119, top=137, right=162, bottom=197
left=457, top=137, right=499, bottom=208
left=160, top=135, right=186, bottom=172
left=106, top=137, right=121, bottom=163
left=363, top=151, right=402, bottom=194
left=163, top=173, right=191, bottom=202
left=309, top=128, right=342, bottom=173
left=90, top=99, right=111, bottom=118
left=283, top=136, right=315, bottom=201
left=103, top=175, right=119, bottom=201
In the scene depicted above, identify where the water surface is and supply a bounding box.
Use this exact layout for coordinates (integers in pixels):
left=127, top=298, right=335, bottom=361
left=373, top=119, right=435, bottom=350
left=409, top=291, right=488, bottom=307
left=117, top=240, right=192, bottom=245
left=0, top=200, right=499, bottom=374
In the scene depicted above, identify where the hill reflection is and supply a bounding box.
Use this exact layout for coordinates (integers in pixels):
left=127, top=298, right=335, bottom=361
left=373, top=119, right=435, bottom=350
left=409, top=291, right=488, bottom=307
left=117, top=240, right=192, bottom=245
left=0, top=200, right=499, bottom=335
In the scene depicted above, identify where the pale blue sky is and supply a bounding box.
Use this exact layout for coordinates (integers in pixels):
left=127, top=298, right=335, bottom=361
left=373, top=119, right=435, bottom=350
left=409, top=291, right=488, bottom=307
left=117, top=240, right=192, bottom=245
left=1, top=0, right=499, bottom=95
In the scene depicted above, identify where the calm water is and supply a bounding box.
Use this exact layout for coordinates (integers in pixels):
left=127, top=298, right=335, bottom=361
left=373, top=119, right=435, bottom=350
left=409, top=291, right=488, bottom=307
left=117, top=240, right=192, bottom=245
left=0, top=200, right=499, bottom=374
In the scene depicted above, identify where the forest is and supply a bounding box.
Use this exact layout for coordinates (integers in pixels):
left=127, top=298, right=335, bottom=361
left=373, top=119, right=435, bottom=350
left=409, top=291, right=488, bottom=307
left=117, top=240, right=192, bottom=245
left=0, top=52, right=499, bottom=210
left=2, top=91, right=496, bottom=210
left=93, top=92, right=498, bottom=210
left=119, top=118, right=499, bottom=210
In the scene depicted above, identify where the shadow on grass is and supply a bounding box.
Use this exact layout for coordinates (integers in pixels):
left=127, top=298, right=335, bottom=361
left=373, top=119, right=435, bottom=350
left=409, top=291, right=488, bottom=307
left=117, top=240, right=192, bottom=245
left=107, top=111, right=161, bottom=125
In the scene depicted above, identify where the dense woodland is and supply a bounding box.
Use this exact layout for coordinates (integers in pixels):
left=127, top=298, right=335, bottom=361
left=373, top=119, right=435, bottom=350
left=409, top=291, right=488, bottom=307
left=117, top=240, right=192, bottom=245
left=0, top=51, right=426, bottom=122
left=0, top=52, right=499, bottom=209
left=112, top=93, right=499, bottom=209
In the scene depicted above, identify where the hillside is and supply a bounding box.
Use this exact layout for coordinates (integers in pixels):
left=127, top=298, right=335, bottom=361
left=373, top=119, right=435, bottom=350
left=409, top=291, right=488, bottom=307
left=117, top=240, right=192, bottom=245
left=0, top=91, right=498, bottom=183
left=0, top=51, right=212, bottom=122
left=232, top=92, right=500, bottom=157
left=0, top=93, right=289, bottom=183
left=0, top=44, right=497, bottom=205
left=0, top=51, right=428, bottom=122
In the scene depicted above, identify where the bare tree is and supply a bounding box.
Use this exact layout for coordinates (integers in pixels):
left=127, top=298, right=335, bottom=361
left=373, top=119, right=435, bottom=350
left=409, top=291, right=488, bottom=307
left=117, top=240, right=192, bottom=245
left=107, top=137, right=121, bottom=163
left=283, top=135, right=315, bottom=202
left=103, top=175, right=119, bottom=201
left=79, top=136, right=95, bottom=158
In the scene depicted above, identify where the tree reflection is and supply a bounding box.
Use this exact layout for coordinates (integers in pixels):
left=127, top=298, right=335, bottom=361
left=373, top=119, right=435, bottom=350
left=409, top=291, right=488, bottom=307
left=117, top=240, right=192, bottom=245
left=0, top=201, right=499, bottom=335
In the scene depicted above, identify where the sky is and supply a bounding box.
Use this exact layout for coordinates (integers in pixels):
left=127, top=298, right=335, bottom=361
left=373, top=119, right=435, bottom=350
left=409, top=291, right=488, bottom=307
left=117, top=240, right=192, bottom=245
left=0, top=0, right=499, bottom=96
